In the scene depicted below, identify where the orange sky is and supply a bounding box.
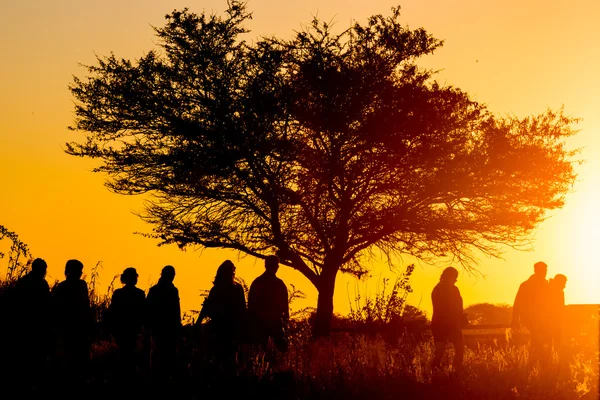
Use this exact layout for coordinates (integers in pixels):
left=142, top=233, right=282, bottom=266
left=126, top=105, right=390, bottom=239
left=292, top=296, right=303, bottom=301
left=1, top=0, right=598, bottom=319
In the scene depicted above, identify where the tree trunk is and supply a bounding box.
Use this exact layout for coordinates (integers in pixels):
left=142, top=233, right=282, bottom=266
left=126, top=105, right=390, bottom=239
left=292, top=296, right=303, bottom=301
left=312, top=269, right=337, bottom=338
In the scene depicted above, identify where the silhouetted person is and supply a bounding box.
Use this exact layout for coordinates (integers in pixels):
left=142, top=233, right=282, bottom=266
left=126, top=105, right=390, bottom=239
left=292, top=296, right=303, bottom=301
left=248, top=255, right=289, bottom=353
left=512, top=261, right=551, bottom=369
left=547, top=273, right=569, bottom=379
left=10, top=258, right=51, bottom=389
left=195, top=260, right=246, bottom=372
left=146, top=265, right=181, bottom=381
left=109, top=267, right=146, bottom=380
left=52, top=259, right=93, bottom=385
left=431, top=267, right=465, bottom=373
left=547, top=274, right=567, bottom=349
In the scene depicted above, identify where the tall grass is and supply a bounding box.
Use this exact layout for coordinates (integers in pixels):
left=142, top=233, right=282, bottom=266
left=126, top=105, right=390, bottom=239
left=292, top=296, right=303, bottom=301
left=0, top=225, right=31, bottom=282
left=0, top=251, right=597, bottom=399
left=230, top=325, right=598, bottom=399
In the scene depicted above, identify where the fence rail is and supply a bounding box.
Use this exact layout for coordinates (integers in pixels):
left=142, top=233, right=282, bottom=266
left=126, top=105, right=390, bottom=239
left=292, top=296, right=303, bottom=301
left=330, top=324, right=522, bottom=340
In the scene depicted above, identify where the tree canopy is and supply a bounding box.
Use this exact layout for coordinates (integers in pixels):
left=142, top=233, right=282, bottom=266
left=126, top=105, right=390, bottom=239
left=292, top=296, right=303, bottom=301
left=67, top=1, right=578, bottom=335
left=464, top=303, right=513, bottom=326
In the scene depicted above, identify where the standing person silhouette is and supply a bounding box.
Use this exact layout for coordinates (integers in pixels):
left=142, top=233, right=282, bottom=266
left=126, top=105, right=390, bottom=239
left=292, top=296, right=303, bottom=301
left=248, top=255, right=289, bottom=353
left=431, top=267, right=466, bottom=374
left=547, top=274, right=567, bottom=349
left=146, top=265, right=181, bottom=381
left=11, top=258, right=51, bottom=390
left=108, top=267, right=146, bottom=381
left=195, top=260, right=246, bottom=373
left=547, top=273, right=568, bottom=377
left=512, top=261, right=551, bottom=369
left=52, top=259, right=93, bottom=386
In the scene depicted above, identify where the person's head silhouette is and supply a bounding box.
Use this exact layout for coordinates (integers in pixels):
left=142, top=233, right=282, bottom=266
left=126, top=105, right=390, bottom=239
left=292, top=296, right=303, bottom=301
left=550, top=273, right=567, bottom=290
left=214, top=260, right=236, bottom=286
left=265, top=255, right=279, bottom=275
left=121, top=267, right=138, bottom=286
left=533, top=261, right=547, bottom=279
left=160, top=265, right=176, bottom=283
left=440, top=266, right=458, bottom=285
left=64, top=259, right=84, bottom=280
left=31, top=258, right=47, bottom=278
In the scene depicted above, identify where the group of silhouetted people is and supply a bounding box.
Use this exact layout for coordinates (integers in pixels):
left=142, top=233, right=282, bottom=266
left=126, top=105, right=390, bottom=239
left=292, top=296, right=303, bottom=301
left=195, top=256, right=289, bottom=372
left=430, top=261, right=568, bottom=375
left=1, top=259, right=92, bottom=389
left=0, top=259, right=186, bottom=389
left=106, top=265, right=183, bottom=381
left=0, top=254, right=290, bottom=390
left=511, top=261, right=567, bottom=369
left=0, top=254, right=570, bottom=389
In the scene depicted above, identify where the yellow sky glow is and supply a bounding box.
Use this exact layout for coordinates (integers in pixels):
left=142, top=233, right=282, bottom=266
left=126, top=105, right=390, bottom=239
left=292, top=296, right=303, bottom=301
left=1, top=0, right=599, bottom=318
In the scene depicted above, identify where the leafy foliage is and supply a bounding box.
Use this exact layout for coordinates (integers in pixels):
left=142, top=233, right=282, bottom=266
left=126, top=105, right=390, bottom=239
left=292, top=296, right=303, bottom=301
left=67, top=1, right=579, bottom=334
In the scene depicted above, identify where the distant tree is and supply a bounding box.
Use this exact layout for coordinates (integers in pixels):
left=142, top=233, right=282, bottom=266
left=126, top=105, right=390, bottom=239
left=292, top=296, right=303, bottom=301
left=402, top=304, right=428, bottom=324
left=67, top=1, right=579, bottom=336
left=465, top=303, right=512, bottom=326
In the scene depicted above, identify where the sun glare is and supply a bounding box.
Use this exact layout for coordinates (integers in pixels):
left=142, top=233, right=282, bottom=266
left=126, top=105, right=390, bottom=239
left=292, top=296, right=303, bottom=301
left=562, top=179, right=600, bottom=305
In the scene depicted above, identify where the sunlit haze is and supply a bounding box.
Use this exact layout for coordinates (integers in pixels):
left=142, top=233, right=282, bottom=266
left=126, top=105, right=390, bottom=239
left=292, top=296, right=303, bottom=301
left=1, top=0, right=598, bottom=319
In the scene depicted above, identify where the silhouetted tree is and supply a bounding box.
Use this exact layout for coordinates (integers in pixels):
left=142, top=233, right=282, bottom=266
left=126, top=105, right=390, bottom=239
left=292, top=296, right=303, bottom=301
left=464, top=303, right=512, bottom=326
left=67, top=1, right=579, bottom=336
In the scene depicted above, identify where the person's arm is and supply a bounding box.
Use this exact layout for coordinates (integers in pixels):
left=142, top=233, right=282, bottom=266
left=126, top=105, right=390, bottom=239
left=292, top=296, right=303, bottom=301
left=431, top=286, right=439, bottom=317
left=235, top=285, right=247, bottom=335
left=139, top=290, right=147, bottom=332
left=175, top=288, right=182, bottom=327
left=50, top=284, right=61, bottom=329
left=456, top=287, right=468, bottom=327
left=282, top=282, right=289, bottom=322
left=107, top=291, right=118, bottom=332
left=145, top=288, right=155, bottom=331
left=41, top=280, right=51, bottom=323
left=81, top=282, right=94, bottom=336
left=196, top=288, right=213, bottom=326
left=238, top=285, right=247, bottom=315
left=247, top=282, right=257, bottom=318
left=108, top=291, right=118, bottom=311
left=558, top=291, right=565, bottom=326
left=82, top=281, right=90, bottom=306
left=511, top=284, right=523, bottom=328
